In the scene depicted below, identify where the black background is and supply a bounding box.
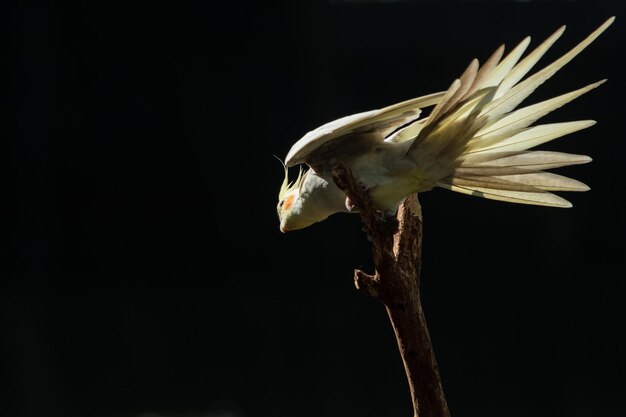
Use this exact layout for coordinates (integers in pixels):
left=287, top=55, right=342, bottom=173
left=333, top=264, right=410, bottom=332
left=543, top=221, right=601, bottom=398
left=6, top=1, right=626, bottom=417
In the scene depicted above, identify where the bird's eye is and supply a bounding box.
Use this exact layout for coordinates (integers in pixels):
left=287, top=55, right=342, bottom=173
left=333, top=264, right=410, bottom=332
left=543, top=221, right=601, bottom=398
left=279, top=200, right=284, bottom=208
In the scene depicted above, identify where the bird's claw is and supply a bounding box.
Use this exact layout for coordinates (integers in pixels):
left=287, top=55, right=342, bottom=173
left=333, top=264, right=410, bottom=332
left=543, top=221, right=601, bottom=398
left=384, top=209, right=398, bottom=218
left=345, top=183, right=371, bottom=212
left=345, top=197, right=356, bottom=212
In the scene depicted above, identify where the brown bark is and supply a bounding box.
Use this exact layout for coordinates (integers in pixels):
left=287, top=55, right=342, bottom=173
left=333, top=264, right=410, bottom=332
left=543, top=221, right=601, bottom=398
left=332, top=164, right=450, bottom=417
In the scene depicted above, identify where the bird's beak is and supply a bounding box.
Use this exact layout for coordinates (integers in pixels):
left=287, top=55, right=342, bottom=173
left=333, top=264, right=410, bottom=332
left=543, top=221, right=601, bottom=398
left=280, top=224, right=288, bottom=233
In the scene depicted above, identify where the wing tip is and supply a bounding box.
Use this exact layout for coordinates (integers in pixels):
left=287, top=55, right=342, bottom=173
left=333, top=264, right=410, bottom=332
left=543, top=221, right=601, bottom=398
left=520, top=35, right=531, bottom=48
left=542, top=25, right=565, bottom=46
left=591, top=16, right=615, bottom=38
left=595, top=79, right=608, bottom=88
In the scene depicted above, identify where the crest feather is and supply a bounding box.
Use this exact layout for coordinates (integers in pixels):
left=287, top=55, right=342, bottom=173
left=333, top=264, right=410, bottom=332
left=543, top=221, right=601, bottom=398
left=276, top=157, right=305, bottom=202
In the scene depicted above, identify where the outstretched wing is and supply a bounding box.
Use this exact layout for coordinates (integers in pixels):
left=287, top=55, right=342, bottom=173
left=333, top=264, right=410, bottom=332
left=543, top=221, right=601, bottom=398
left=402, top=17, right=613, bottom=207
left=284, top=91, right=446, bottom=169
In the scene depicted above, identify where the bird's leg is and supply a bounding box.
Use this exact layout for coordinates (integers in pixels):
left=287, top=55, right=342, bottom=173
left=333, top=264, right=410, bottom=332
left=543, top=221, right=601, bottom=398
left=346, top=184, right=399, bottom=237
left=384, top=208, right=399, bottom=218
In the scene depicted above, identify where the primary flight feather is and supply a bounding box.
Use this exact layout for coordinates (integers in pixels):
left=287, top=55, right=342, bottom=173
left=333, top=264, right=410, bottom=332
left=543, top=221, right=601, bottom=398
left=277, top=17, right=614, bottom=232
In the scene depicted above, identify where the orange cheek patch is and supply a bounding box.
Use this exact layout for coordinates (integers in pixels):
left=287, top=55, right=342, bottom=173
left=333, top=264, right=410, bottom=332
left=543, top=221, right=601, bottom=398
left=283, top=195, right=295, bottom=211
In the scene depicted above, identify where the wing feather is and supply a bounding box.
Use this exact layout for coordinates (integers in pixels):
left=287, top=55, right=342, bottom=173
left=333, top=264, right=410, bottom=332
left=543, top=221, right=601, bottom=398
left=285, top=91, right=445, bottom=166
left=437, top=181, right=573, bottom=207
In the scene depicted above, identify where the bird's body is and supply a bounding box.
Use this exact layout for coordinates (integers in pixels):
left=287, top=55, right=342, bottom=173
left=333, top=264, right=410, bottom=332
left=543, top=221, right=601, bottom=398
left=277, top=17, right=614, bottom=232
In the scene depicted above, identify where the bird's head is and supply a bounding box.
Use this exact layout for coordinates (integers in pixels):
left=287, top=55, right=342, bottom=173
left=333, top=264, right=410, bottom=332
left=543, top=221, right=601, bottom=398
left=276, top=164, right=308, bottom=233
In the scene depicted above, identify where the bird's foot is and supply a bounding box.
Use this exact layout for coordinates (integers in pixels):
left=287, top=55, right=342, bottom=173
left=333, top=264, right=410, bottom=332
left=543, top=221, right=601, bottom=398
left=384, top=208, right=398, bottom=218
left=345, top=197, right=356, bottom=212
left=345, top=183, right=371, bottom=212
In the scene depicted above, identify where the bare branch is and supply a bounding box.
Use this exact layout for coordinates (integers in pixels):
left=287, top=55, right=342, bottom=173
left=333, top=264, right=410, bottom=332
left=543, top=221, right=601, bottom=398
left=331, top=163, right=450, bottom=417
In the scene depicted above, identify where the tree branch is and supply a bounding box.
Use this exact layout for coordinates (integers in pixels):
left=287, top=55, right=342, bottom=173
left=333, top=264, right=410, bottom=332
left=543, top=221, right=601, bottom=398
left=332, top=164, right=450, bottom=417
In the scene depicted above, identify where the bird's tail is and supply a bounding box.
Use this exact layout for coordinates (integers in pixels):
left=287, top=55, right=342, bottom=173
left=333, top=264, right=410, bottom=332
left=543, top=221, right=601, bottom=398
left=405, top=17, right=614, bottom=207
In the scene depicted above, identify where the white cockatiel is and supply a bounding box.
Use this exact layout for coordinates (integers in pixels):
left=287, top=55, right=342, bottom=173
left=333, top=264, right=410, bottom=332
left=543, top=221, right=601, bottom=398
left=277, top=17, right=614, bottom=232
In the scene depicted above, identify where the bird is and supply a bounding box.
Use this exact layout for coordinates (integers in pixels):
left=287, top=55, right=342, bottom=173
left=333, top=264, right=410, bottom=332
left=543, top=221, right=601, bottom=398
left=276, top=17, right=614, bottom=233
